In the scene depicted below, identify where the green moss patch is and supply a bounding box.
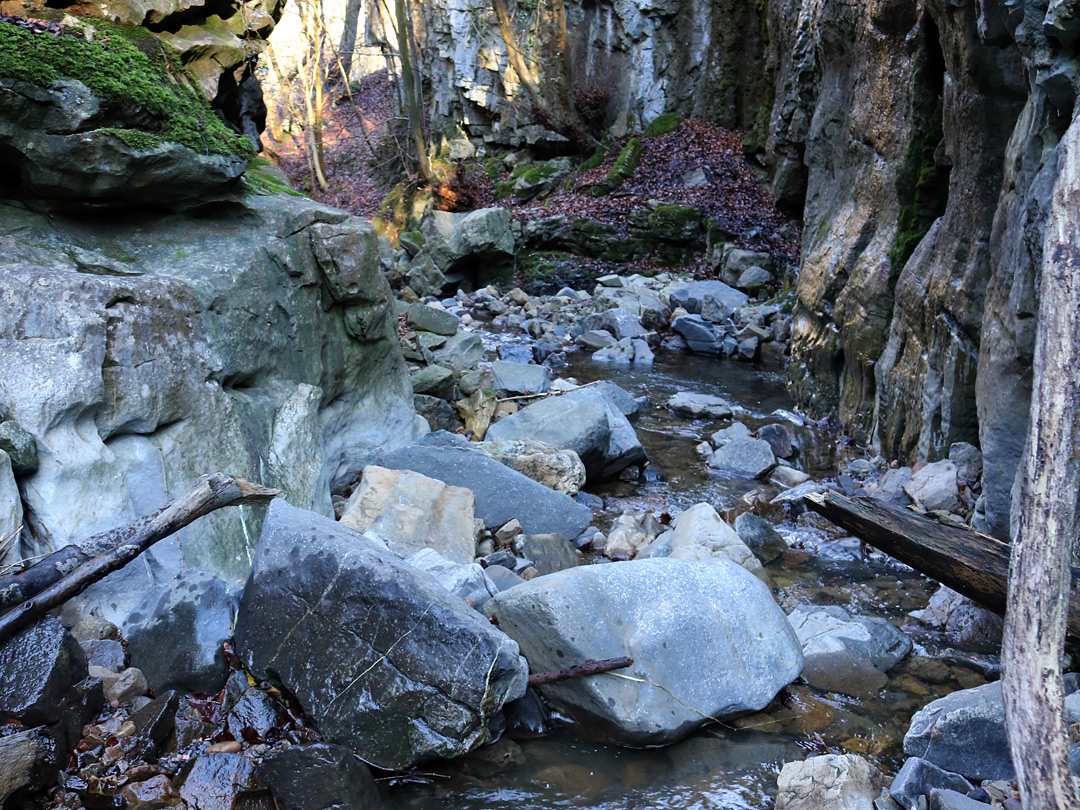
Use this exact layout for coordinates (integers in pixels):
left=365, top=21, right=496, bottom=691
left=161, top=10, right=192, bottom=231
left=889, top=98, right=949, bottom=275
left=643, top=112, right=682, bottom=138
left=0, top=17, right=254, bottom=159
left=244, top=156, right=305, bottom=197
left=606, top=138, right=643, bottom=184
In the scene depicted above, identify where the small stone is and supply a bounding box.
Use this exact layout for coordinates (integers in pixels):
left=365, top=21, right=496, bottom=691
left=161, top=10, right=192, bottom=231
left=206, top=740, right=243, bottom=754
left=0, top=422, right=37, bottom=476
left=495, top=519, right=524, bottom=547
left=757, top=423, right=795, bottom=459
left=519, top=566, right=541, bottom=580
left=71, top=614, right=120, bottom=642
left=80, top=639, right=125, bottom=672
left=105, top=667, right=149, bottom=704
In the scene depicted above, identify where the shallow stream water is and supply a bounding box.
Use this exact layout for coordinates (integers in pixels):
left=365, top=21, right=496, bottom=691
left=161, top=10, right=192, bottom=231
left=391, top=331, right=996, bottom=810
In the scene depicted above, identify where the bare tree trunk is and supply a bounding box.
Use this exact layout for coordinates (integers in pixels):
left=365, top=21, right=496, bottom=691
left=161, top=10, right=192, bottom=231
left=337, top=0, right=364, bottom=78
left=1001, top=114, right=1080, bottom=809
left=394, top=0, right=432, bottom=183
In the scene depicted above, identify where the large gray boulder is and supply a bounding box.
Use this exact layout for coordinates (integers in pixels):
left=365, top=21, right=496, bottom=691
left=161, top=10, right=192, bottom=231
left=0, top=195, right=423, bottom=627
left=0, top=616, right=87, bottom=727
left=775, top=754, right=883, bottom=810
left=421, top=208, right=515, bottom=272
left=903, top=681, right=1013, bottom=782
left=124, top=568, right=240, bottom=695
left=485, top=387, right=646, bottom=480
left=672, top=315, right=727, bottom=355
left=236, top=501, right=528, bottom=769
left=669, top=281, right=749, bottom=319
left=377, top=432, right=593, bottom=538
left=491, top=361, right=552, bottom=396
left=339, top=465, right=477, bottom=564
left=581, top=308, right=648, bottom=340
left=787, top=606, right=912, bottom=696
left=708, top=437, right=777, bottom=478
left=484, top=558, right=803, bottom=746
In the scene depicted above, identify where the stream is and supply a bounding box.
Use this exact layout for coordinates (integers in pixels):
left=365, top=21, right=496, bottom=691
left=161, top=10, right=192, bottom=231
left=391, top=326, right=998, bottom=809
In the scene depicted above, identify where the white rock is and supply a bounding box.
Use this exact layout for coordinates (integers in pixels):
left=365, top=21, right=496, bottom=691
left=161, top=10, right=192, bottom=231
left=903, top=460, right=960, bottom=511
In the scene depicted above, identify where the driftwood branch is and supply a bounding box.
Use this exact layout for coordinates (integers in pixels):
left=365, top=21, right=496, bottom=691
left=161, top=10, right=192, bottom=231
left=496, top=380, right=602, bottom=404
left=801, top=491, right=1080, bottom=641
left=0, top=473, right=279, bottom=644
left=528, top=656, right=633, bottom=686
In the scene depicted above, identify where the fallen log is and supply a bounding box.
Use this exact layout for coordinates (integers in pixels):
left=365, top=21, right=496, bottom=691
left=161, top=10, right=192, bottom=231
left=528, top=656, right=633, bottom=687
left=0, top=473, right=279, bottom=644
left=802, top=491, right=1080, bottom=640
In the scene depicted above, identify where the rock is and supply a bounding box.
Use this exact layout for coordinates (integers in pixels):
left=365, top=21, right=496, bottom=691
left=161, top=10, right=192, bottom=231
left=485, top=565, right=526, bottom=592
left=672, top=315, right=727, bottom=355
left=775, top=754, right=883, bottom=810
left=421, top=208, right=515, bottom=272
left=0, top=616, right=87, bottom=726
left=669, top=281, right=749, bottom=318
left=708, top=437, right=777, bottom=478
left=406, top=548, right=499, bottom=611
left=903, top=461, right=960, bottom=512
left=787, top=606, right=912, bottom=696
left=519, top=534, right=582, bottom=575
left=736, top=266, right=774, bottom=290
left=484, top=558, right=803, bottom=746
left=491, top=361, right=552, bottom=396
left=340, top=465, right=477, bottom=565
left=603, top=511, right=663, bottom=561
left=433, top=331, right=485, bottom=370
left=581, top=308, right=648, bottom=340
left=903, top=681, right=1013, bottom=782
left=485, top=387, right=646, bottom=481
left=770, top=465, right=812, bottom=488
left=758, top=423, right=795, bottom=459
left=503, top=690, right=551, bottom=740
left=404, top=253, right=448, bottom=297
left=71, top=614, right=121, bottom=642
left=179, top=753, right=264, bottom=810
left=929, top=789, right=993, bottom=810
left=378, top=432, right=593, bottom=538
left=476, top=438, right=586, bottom=496
left=667, top=392, right=734, bottom=419
left=456, top=388, right=498, bottom=439
left=640, top=503, right=770, bottom=584
left=0, top=451, right=22, bottom=564
left=722, top=247, right=774, bottom=281
left=733, top=512, right=788, bottom=564
left=410, top=365, right=456, bottom=399
left=81, top=639, right=126, bottom=672
left=405, top=303, right=459, bottom=336
left=227, top=686, right=288, bottom=741
left=594, top=337, right=655, bottom=364
left=495, top=519, right=524, bottom=546
left=948, top=442, right=982, bottom=471
left=105, top=667, right=149, bottom=704
left=236, top=500, right=528, bottom=769
left=0, top=729, right=56, bottom=806
left=712, top=422, right=752, bottom=447
left=124, top=568, right=239, bottom=695
left=890, top=758, right=973, bottom=810
left=413, top=393, right=463, bottom=432
left=120, top=773, right=178, bottom=809
left=577, top=329, right=618, bottom=350
left=131, top=690, right=181, bottom=755
left=260, top=743, right=387, bottom=810
left=0, top=193, right=422, bottom=628
left=0, top=421, right=37, bottom=476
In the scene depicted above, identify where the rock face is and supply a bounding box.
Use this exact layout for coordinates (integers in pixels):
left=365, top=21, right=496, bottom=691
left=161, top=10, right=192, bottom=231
left=484, top=558, right=803, bottom=746
left=235, top=501, right=528, bottom=770
left=339, top=466, right=477, bottom=564
left=0, top=194, right=422, bottom=626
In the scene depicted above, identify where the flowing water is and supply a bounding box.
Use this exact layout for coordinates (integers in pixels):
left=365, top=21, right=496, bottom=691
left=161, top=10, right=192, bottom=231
left=391, top=330, right=996, bottom=810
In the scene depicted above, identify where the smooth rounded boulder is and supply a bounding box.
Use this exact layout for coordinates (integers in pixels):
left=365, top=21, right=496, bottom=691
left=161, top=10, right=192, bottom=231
left=483, top=558, right=803, bottom=746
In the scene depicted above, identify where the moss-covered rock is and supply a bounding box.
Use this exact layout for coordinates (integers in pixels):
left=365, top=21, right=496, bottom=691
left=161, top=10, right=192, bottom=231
left=642, top=112, right=682, bottom=138
left=607, top=138, right=643, bottom=184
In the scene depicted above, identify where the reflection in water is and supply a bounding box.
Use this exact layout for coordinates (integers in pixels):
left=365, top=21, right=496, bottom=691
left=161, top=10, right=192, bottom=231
left=390, top=337, right=990, bottom=809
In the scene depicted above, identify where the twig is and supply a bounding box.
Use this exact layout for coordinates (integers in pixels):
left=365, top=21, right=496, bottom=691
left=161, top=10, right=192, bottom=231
left=496, top=379, right=601, bottom=404
left=528, top=656, right=632, bottom=686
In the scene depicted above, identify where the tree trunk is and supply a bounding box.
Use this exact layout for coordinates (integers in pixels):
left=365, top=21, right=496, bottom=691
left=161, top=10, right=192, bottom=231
left=337, top=0, right=364, bottom=78
left=1001, top=114, right=1080, bottom=809
left=394, top=0, right=432, bottom=183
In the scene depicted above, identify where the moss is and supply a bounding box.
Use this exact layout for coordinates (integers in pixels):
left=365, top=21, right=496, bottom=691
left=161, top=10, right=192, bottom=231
left=888, top=97, right=950, bottom=276
left=0, top=19, right=253, bottom=159
left=97, top=128, right=165, bottom=152
left=642, top=112, right=682, bottom=138
left=578, top=145, right=608, bottom=173
left=483, top=154, right=506, bottom=180
left=606, top=138, right=642, bottom=184
left=244, top=159, right=305, bottom=197
left=648, top=204, right=703, bottom=231
left=493, top=181, right=515, bottom=199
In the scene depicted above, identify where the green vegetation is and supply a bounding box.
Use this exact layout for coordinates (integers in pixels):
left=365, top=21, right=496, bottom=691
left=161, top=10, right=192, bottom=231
left=889, top=98, right=949, bottom=276
left=578, top=144, right=610, bottom=173
left=606, top=138, right=643, bottom=184
left=244, top=157, right=305, bottom=197
left=96, top=128, right=165, bottom=152
left=642, top=112, right=682, bottom=138
left=0, top=18, right=254, bottom=159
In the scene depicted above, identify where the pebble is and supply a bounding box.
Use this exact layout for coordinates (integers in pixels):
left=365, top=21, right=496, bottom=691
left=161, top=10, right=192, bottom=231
left=205, top=740, right=243, bottom=753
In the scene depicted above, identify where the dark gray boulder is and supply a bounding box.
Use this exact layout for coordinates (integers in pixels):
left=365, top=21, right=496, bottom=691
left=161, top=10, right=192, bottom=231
left=0, top=728, right=56, bottom=806
left=669, top=281, right=748, bottom=317
left=80, top=639, right=125, bottom=672
left=0, top=616, right=87, bottom=727
left=260, top=744, right=388, bottom=810
left=733, top=512, right=788, bottom=564
left=672, top=315, right=726, bottom=355
left=235, top=500, right=528, bottom=769
left=124, top=568, right=240, bottom=695
left=491, top=361, right=552, bottom=396
left=903, top=681, right=1013, bottom=782
left=519, top=534, right=582, bottom=576
left=929, top=788, right=993, bottom=810
left=890, top=757, right=973, bottom=810
left=708, top=437, right=777, bottom=478
left=484, top=558, right=803, bottom=746
left=485, top=387, right=646, bottom=480
left=179, top=753, right=265, bottom=810
left=377, top=432, right=593, bottom=538
left=757, top=423, right=795, bottom=459
left=581, top=308, right=648, bottom=340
